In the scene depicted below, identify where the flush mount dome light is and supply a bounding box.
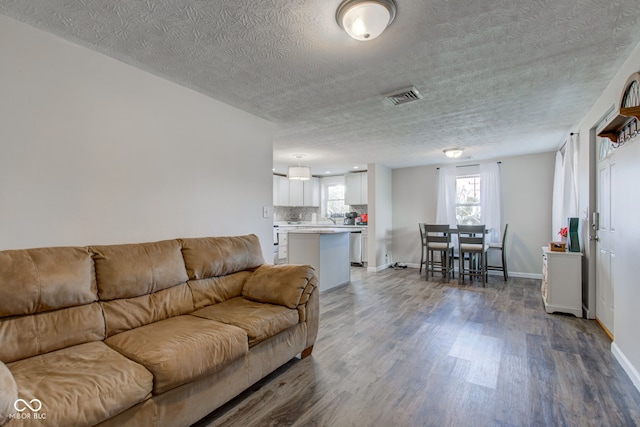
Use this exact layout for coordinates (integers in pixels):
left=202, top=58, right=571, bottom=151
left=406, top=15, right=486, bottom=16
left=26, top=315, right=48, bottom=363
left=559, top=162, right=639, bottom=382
left=443, top=148, right=464, bottom=158
left=336, top=0, right=397, bottom=41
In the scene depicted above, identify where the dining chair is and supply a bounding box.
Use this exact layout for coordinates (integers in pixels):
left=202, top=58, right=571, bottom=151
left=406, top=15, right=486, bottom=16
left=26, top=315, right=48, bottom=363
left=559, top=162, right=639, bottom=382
left=457, top=224, right=489, bottom=286
left=487, top=223, right=509, bottom=281
left=418, top=223, right=428, bottom=274
left=424, top=224, right=455, bottom=281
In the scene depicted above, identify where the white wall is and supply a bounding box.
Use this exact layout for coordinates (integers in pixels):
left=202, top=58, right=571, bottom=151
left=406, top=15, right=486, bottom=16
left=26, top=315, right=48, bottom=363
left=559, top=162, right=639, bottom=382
left=391, top=151, right=556, bottom=276
left=0, top=15, right=276, bottom=258
left=368, top=164, right=393, bottom=271
left=572, top=39, right=640, bottom=391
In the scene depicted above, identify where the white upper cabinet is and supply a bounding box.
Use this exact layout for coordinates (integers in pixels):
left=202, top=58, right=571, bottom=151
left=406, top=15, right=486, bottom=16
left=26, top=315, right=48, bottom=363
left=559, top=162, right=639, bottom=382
left=289, top=180, right=304, bottom=206
left=273, top=175, right=319, bottom=206
left=303, top=177, right=320, bottom=206
left=273, top=175, right=290, bottom=206
left=345, top=172, right=368, bottom=205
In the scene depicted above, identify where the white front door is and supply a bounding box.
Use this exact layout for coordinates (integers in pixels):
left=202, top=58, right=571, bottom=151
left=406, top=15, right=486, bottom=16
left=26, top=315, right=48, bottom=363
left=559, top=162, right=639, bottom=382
left=595, top=136, right=616, bottom=336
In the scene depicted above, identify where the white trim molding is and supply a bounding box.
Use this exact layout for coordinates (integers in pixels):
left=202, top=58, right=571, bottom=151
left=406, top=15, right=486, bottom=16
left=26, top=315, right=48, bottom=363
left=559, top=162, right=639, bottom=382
left=612, top=342, right=640, bottom=393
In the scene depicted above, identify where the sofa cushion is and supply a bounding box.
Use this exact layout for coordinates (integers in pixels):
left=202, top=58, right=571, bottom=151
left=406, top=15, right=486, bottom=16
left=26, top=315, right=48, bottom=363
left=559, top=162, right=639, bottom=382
left=7, top=341, right=153, bottom=427
left=242, top=264, right=316, bottom=309
left=91, top=239, right=189, bottom=300
left=179, top=235, right=265, bottom=280
left=189, top=271, right=252, bottom=310
left=191, top=297, right=300, bottom=347
left=0, top=303, right=105, bottom=363
left=101, top=283, right=194, bottom=337
left=0, top=360, right=17, bottom=426
left=0, top=246, right=96, bottom=317
left=104, top=316, right=248, bottom=394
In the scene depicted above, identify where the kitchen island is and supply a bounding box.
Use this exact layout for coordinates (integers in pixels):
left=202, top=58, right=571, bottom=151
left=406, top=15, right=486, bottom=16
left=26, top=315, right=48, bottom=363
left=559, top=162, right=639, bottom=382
left=287, top=229, right=351, bottom=292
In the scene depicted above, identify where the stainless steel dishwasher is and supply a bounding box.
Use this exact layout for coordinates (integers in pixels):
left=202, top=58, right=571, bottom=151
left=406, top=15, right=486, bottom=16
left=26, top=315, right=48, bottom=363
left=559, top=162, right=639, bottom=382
left=349, top=230, right=363, bottom=265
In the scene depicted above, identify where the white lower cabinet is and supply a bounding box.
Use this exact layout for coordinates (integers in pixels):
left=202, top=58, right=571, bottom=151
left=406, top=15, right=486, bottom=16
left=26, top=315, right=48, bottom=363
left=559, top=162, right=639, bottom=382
left=278, top=231, right=288, bottom=260
left=541, top=247, right=583, bottom=317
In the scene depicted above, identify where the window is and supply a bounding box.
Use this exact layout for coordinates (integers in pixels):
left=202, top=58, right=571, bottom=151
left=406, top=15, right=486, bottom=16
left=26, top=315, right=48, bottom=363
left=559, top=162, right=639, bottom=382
left=324, top=183, right=349, bottom=218
left=456, top=175, right=481, bottom=224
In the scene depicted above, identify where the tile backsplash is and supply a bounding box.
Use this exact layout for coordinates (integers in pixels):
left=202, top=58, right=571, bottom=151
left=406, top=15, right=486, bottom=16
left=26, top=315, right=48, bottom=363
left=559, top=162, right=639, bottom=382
left=274, top=205, right=368, bottom=222
left=274, top=206, right=319, bottom=222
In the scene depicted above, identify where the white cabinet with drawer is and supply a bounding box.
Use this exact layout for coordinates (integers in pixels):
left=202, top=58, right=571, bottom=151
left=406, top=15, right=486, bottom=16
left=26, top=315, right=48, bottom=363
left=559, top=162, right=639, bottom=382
left=541, top=247, right=582, bottom=317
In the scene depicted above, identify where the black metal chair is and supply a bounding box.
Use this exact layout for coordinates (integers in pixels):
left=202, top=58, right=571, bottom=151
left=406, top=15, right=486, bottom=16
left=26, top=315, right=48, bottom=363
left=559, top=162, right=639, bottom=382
left=487, top=223, right=509, bottom=281
left=424, top=224, right=455, bottom=281
left=418, top=223, right=428, bottom=274
left=458, top=225, right=489, bottom=286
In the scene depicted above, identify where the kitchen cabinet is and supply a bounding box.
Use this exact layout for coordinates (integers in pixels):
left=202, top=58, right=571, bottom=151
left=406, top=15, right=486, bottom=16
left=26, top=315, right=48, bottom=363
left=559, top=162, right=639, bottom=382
left=274, top=175, right=319, bottom=206
left=541, top=247, right=582, bottom=317
left=273, top=175, right=290, bottom=206
left=303, top=177, right=320, bottom=206
left=345, top=172, right=367, bottom=205
left=278, top=229, right=289, bottom=261
left=289, top=180, right=304, bottom=206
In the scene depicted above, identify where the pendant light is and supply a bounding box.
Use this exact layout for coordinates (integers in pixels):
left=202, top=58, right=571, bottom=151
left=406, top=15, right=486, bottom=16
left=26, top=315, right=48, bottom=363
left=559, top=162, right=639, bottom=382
left=288, top=155, right=311, bottom=180
left=336, top=0, right=397, bottom=41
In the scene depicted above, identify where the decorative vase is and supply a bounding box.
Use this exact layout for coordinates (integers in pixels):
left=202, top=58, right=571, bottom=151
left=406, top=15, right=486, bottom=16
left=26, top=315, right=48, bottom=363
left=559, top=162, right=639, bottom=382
left=567, top=217, right=580, bottom=252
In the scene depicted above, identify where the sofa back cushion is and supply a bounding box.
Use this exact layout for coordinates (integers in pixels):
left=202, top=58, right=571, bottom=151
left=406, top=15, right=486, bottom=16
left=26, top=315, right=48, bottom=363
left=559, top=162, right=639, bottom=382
left=0, top=247, right=97, bottom=317
left=189, top=271, right=253, bottom=310
left=0, top=304, right=105, bottom=363
left=179, top=235, right=265, bottom=280
left=92, top=239, right=189, bottom=300
left=0, top=247, right=104, bottom=363
left=91, top=240, right=193, bottom=337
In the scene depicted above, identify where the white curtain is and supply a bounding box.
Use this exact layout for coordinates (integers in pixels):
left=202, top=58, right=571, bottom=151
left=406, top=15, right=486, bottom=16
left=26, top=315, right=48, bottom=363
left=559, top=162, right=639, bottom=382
left=436, top=166, right=457, bottom=225
left=479, top=163, right=502, bottom=243
left=551, top=134, right=579, bottom=240
left=552, top=151, right=564, bottom=240
left=562, top=134, right=579, bottom=220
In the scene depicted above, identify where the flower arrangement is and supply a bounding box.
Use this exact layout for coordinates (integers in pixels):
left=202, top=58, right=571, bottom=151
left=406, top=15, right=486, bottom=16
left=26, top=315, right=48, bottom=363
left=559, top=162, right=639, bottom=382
left=558, top=227, right=568, bottom=238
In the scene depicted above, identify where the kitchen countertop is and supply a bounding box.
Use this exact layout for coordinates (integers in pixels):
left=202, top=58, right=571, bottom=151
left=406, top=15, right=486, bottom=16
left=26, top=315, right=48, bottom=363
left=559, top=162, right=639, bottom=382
left=286, top=228, right=354, bottom=234
left=275, top=222, right=366, bottom=228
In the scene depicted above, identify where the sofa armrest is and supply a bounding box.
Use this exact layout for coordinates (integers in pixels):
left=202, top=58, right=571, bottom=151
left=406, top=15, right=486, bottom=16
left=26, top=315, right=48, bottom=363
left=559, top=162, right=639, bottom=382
left=242, top=264, right=317, bottom=309
left=0, top=360, right=18, bottom=426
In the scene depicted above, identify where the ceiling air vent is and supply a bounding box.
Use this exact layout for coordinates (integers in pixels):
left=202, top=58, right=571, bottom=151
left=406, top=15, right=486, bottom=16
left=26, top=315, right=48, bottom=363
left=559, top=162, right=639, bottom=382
left=384, top=86, right=423, bottom=106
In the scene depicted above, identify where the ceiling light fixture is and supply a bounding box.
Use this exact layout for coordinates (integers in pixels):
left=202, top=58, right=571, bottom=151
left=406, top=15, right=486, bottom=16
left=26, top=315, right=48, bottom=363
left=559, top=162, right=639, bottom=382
left=336, top=0, right=397, bottom=41
left=288, top=155, right=311, bottom=180
left=443, top=148, right=464, bottom=158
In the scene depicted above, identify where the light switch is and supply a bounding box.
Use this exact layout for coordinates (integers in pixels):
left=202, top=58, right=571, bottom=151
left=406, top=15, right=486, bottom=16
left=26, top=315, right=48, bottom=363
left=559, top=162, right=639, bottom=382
left=263, top=207, right=269, bottom=218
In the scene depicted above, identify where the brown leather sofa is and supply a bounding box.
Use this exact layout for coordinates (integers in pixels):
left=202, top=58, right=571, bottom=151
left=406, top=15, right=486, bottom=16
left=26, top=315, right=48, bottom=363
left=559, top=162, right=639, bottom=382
left=0, top=234, right=319, bottom=427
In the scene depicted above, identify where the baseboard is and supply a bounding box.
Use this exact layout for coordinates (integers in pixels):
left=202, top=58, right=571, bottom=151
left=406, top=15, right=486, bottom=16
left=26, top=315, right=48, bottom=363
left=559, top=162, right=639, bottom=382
left=596, top=318, right=614, bottom=341
left=395, top=264, right=542, bottom=280
left=612, top=342, right=640, bottom=393
left=507, top=272, right=542, bottom=279
left=368, top=263, right=391, bottom=272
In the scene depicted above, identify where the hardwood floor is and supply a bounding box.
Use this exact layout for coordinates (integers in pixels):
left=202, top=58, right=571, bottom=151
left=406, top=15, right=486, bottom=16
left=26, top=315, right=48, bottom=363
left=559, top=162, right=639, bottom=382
left=194, top=268, right=640, bottom=427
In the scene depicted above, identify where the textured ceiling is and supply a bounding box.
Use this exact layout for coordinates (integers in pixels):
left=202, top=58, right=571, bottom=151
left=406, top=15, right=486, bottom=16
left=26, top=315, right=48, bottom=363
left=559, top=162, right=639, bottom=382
left=3, top=0, right=640, bottom=175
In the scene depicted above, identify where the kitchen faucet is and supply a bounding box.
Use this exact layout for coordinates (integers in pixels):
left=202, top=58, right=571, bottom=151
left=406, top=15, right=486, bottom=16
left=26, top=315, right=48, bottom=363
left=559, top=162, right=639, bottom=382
left=328, top=217, right=336, bottom=224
